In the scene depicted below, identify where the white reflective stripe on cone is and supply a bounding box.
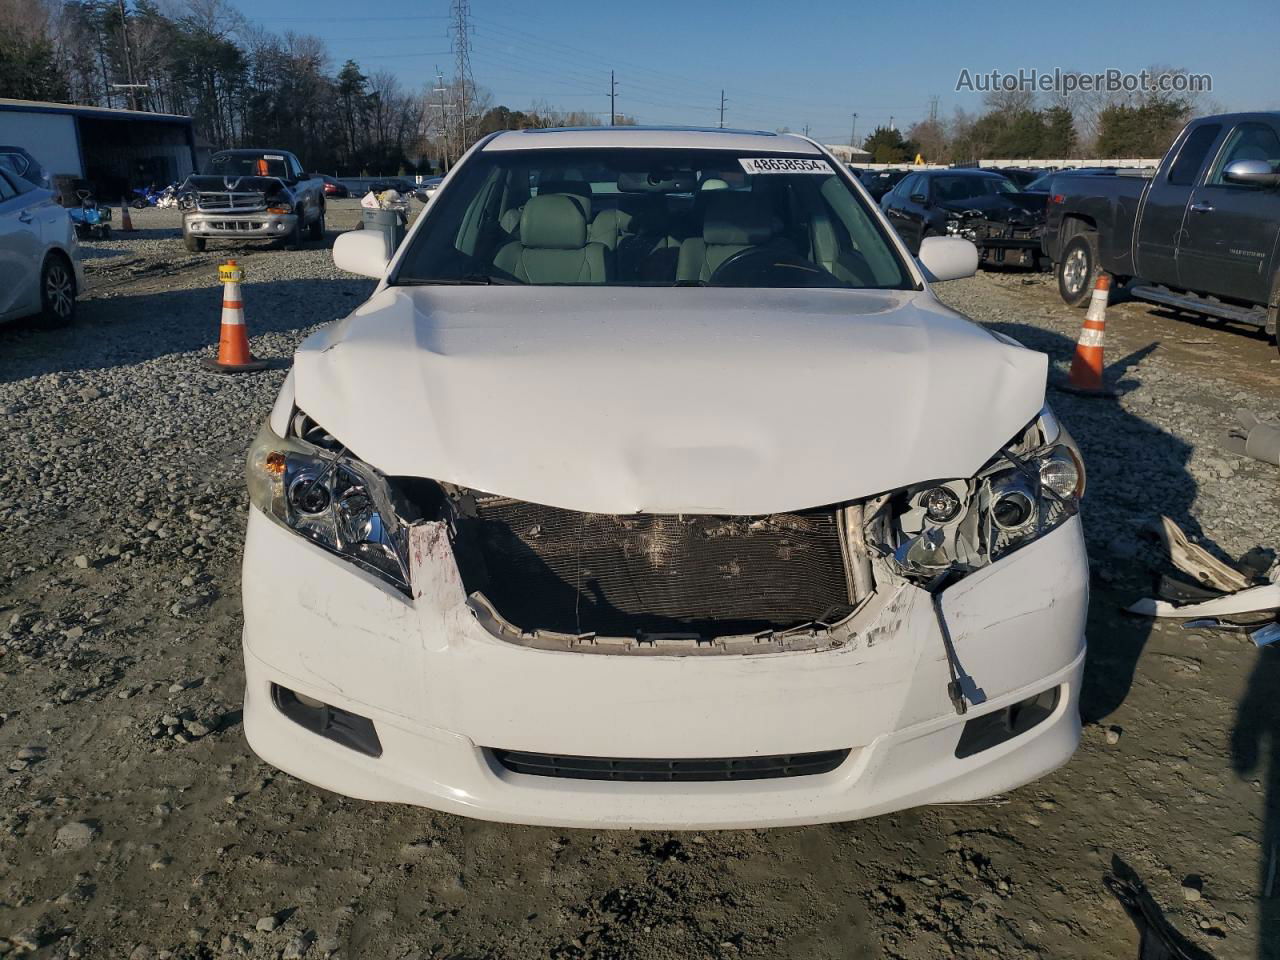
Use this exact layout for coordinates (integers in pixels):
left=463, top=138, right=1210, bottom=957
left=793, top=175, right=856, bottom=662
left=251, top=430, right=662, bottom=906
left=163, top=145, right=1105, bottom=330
left=1077, top=328, right=1105, bottom=348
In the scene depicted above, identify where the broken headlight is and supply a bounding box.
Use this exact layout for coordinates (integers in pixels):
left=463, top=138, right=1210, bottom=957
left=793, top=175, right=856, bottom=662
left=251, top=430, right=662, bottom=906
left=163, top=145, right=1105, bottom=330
left=246, top=413, right=411, bottom=594
left=882, top=408, right=1085, bottom=582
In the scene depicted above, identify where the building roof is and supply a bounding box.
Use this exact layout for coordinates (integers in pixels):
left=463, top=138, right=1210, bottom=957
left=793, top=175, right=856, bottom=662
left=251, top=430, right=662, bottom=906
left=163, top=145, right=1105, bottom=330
left=483, top=126, right=820, bottom=153
left=0, top=98, right=192, bottom=125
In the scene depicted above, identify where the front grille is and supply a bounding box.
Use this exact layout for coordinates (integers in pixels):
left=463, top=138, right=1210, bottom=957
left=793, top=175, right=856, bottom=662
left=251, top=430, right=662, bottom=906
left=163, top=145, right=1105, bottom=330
left=207, top=220, right=265, bottom=231
left=491, top=748, right=851, bottom=781
left=970, top=220, right=1041, bottom=241
left=452, top=497, right=853, bottom=638
left=197, top=191, right=266, bottom=212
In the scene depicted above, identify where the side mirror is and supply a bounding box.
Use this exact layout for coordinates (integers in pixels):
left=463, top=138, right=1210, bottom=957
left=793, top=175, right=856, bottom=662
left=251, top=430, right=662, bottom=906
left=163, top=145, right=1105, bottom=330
left=333, top=229, right=390, bottom=279
left=1222, top=158, right=1280, bottom=187
left=917, top=235, right=978, bottom=283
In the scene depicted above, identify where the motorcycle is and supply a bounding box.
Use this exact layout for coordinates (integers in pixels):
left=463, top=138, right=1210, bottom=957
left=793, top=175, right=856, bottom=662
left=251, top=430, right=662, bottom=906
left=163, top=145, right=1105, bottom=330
left=131, top=184, right=179, bottom=209
left=68, top=188, right=112, bottom=240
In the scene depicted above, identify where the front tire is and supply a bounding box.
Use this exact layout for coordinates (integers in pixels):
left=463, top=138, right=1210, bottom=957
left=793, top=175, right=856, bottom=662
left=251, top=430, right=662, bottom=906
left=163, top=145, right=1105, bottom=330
left=1057, top=233, right=1100, bottom=307
left=308, top=204, right=325, bottom=242
left=283, top=217, right=304, bottom=250
left=183, top=232, right=206, bottom=252
left=39, top=254, right=77, bottom=326
left=131, top=199, right=147, bottom=209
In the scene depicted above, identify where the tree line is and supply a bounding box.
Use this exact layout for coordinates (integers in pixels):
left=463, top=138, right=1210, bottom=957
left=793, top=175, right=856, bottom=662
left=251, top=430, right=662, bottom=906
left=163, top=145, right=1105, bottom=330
left=860, top=70, right=1216, bottom=165
left=0, top=0, right=625, bottom=177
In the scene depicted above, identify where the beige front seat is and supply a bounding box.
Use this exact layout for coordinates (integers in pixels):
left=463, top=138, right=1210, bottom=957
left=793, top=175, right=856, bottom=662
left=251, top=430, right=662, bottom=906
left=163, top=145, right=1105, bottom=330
left=493, top=194, right=611, bottom=284
left=676, top=192, right=778, bottom=283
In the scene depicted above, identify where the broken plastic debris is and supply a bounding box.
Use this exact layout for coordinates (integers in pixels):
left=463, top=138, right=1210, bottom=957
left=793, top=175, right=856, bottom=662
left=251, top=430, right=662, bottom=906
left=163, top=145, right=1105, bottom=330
left=1223, top=409, right=1280, bottom=467
left=1147, top=515, right=1252, bottom=594
left=1127, top=581, right=1280, bottom=619
left=1251, top=622, right=1280, bottom=647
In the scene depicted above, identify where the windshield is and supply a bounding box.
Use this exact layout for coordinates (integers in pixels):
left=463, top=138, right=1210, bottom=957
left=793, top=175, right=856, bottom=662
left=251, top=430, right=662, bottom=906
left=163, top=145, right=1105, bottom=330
left=392, top=147, right=913, bottom=289
left=207, top=153, right=290, bottom=179
left=931, top=175, right=1020, bottom=202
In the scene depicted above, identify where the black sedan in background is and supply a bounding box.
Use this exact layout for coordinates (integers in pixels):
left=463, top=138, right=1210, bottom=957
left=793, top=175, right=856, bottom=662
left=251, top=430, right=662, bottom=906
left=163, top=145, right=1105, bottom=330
left=880, top=169, right=1047, bottom=268
left=857, top=168, right=909, bottom=202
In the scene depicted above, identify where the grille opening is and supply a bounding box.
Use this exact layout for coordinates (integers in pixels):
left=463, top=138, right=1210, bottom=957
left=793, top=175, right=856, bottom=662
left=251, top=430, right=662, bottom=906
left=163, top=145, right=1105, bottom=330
left=490, top=748, right=851, bottom=782
left=450, top=496, right=854, bottom=639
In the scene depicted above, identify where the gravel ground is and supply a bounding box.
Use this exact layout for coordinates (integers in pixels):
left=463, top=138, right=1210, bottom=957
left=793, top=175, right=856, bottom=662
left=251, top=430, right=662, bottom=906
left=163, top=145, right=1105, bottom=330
left=0, top=207, right=1277, bottom=959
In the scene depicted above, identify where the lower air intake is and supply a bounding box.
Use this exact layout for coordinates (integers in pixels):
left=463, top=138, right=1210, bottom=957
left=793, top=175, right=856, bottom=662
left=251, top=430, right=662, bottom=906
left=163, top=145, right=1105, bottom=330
left=490, top=748, right=852, bottom=782
left=452, top=496, right=853, bottom=638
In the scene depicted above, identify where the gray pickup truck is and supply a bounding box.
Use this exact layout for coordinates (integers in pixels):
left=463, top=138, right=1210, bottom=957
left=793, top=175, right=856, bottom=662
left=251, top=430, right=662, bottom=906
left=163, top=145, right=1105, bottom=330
left=178, top=149, right=326, bottom=252
left=1043, top=112, right=1280, bottom=349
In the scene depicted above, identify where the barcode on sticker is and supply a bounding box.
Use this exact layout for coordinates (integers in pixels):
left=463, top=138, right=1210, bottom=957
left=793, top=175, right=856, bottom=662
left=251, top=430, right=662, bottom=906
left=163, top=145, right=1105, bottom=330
left=739, top=157, right=830, bottom=175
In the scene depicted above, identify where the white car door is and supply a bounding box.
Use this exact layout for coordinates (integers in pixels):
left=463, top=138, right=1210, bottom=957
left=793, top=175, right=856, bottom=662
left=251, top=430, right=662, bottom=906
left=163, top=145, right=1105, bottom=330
left=0, top=171, right=42, bottom=321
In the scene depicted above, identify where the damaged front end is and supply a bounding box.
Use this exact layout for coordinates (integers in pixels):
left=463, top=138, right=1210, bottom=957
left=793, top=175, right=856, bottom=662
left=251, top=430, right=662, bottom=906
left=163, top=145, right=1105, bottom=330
left=945, top=206, right=1046, bottom=267
left=246, top=406, right=1083, bottom=668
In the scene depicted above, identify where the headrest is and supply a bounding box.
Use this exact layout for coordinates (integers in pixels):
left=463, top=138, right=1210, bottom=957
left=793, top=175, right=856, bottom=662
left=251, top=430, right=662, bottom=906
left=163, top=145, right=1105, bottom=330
left=702, top=192, right=775, bottom=246
left=536, top=180, right=592, bottom=217
left=700, top=178, right=730, bottom=192
left=520, top=194, right=588, bottom=249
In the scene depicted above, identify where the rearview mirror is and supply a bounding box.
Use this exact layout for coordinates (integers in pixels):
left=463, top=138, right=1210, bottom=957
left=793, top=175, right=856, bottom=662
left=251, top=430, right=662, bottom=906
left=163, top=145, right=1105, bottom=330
left=1222, top=159, right=1280, bottom=187
left=917, top=236, right=978, bottom=283
left=333, top=229, right=390, bottom=279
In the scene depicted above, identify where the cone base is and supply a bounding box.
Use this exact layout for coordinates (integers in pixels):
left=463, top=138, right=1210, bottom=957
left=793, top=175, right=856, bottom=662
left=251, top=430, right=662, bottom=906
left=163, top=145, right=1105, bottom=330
left=1053, top=375, right=1117, bottom=398
left=201, top=354, right=268, bottom=374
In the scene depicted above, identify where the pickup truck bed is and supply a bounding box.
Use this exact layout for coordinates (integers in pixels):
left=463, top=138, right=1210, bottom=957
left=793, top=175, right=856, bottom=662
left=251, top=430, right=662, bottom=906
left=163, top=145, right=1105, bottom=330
left=1044, top=112, right=1280, bottom=347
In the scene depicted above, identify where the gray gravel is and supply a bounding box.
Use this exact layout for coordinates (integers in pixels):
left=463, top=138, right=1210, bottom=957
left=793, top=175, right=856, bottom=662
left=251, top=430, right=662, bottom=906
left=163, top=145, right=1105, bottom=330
left=0, top=218, right=1275, bottom=958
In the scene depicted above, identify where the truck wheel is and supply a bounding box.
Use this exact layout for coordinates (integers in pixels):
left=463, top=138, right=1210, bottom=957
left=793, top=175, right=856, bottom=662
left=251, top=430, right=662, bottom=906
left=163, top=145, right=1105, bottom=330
left=1268, top=271, right=1280, bottom=357
left=308, top=205, right=325, bottom=242
left=284, top=218, right=304, bottom=250
left=1057, top=233, right=1100, bottom=307
left=39, top=253, right=77, bottom=326
left=184, top=233, right=205, bottom=253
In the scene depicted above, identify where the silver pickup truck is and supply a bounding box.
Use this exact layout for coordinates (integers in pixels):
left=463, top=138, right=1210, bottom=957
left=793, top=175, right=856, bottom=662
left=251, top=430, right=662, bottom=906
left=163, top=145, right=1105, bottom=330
left=178, top=149, right=326, bottom=252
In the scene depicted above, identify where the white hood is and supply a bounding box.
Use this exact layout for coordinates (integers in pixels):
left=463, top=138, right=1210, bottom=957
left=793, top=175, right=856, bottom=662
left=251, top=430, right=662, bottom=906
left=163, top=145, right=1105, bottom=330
left=292, top=286, right=1046, bottom=515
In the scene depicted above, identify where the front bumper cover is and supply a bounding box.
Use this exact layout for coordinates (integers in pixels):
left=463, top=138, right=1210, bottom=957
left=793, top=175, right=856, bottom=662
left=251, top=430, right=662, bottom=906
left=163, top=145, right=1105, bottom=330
left=240, top=509, right=1088, bottom=828
left=185, top=212, right=297, bottom=239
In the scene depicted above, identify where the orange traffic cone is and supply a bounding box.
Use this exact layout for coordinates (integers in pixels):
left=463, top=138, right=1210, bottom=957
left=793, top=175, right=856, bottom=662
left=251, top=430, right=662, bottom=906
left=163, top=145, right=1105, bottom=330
left=202, top=260, right=267, bottom=373
left=119, top=197, right=134, bottom=231
left=1065, top=274, right=1112, bottom=396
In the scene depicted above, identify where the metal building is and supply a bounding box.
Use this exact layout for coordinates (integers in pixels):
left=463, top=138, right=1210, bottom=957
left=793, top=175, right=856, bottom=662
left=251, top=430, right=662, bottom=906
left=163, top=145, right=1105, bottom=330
left=0, top=98, right=198, bottom=199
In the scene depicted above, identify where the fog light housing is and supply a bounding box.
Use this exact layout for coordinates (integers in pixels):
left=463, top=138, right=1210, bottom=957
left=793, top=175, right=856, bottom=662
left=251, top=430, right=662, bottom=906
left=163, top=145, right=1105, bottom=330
left=271, top=684, right=382, bottom=758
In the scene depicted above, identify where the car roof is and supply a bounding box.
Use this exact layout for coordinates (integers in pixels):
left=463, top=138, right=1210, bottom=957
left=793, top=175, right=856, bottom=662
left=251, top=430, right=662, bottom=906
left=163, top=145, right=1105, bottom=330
left=482, top=125, right=820, bottom=154
left=923, top=169, right=1007, bottom=178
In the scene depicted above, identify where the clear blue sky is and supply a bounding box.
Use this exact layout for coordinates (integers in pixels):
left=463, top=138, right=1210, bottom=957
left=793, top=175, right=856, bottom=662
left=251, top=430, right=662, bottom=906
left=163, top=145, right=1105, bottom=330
left=229, top=0, right=1280, bottom=140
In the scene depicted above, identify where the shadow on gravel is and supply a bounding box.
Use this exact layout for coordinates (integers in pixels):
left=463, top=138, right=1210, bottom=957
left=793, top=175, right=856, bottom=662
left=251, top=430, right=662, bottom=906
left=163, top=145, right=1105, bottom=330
left=0, top=277, right=375, bottom=382
left=1233, top=646, right=1280, bottom=960
left=989, top=321, right=1203, bottom=726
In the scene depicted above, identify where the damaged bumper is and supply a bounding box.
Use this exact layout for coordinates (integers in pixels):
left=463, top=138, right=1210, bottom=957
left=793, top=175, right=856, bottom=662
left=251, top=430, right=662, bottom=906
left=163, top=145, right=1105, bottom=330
left=241, top=506, right=1087, bottom=829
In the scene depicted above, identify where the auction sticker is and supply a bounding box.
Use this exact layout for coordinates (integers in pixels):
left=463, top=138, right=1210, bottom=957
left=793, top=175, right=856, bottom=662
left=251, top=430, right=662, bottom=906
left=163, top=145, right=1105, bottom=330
left=739, top=157, right=831, bottom=175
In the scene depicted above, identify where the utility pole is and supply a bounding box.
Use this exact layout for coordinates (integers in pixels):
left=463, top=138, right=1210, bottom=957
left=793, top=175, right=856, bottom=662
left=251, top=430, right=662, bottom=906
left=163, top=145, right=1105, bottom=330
left=718, top=90, right=727, bottom=129
left=849, top=112, right=858, bottom=149
left=449, top=0, right=474, bottom=151
left=432, top=68, right=450, bottom=170
left=610, top=70, right=617, bottom=125
left=117, top=0, right=137, bottom=110
left=803, top=123, right=810, bottom=137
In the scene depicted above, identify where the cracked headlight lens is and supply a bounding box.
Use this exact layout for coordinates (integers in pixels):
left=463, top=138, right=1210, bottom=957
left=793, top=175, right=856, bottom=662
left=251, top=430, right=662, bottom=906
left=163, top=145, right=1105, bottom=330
left=246, top=419, right=411, bottom=593
left=887, top=408, right=1085, bottom=582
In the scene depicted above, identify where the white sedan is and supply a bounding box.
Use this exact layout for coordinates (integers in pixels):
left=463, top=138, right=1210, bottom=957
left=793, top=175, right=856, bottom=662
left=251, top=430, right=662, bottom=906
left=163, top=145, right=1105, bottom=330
left=0, top=166, right=82, bottom=325
left=240, top=127, right=1088, bottom=829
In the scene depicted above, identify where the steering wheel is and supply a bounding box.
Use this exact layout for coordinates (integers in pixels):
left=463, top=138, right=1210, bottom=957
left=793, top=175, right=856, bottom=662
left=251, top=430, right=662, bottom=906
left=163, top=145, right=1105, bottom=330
left=707, top=247, right=844, bottom=287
